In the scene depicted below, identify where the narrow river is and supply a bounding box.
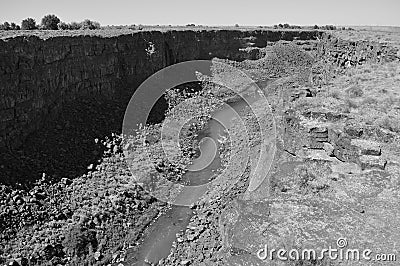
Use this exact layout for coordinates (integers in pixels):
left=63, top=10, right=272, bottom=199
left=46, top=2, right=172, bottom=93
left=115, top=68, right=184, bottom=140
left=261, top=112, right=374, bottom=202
left=126, top=80, right=270, bottom=265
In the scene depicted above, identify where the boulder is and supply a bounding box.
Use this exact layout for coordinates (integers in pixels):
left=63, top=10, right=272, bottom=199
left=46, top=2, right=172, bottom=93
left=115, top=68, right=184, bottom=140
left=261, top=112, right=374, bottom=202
left=344, top=124, right=364, bottom=137
left=333, top=137, right=359, bottom=162
left=358, top=155, right=387, bottom=170
left=334, top=138, right=382, bottom=163
left=304, top=149, right=336, bottom=162
left=323, top=142, right=334, bottom=156
left=220, top=189, right=400, bottom=266
left=350, top=139, right=381, bottom=156
left=331, top=162, right=362, bottom=175
left=328, top=127, right=342, bottom=144
left=305, top=125, right=330, bottom=149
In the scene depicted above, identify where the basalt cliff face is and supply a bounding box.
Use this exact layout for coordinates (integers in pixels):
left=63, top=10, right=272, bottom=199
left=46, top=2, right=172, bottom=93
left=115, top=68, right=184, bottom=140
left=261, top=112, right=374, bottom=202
left=0, top=29, right=324, bottom=148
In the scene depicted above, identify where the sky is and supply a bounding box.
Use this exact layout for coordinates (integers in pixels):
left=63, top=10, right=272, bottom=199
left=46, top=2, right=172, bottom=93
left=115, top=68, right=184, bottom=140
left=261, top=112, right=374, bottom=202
left=1, top=0, right=400, bottom=27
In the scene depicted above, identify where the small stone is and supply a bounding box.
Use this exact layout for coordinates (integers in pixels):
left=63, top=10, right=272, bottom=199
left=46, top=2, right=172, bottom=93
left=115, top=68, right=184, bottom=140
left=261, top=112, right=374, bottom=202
left=124, top=142, right=132, bottom=150
left=113, top=146, right=119, bottom=154
left=15, top=258, right=28, bottom=266
left=187, top=234, right=196, bottom=241
left=88, top=164, right=94, bottom=170
left=93, top=217, right=100, bottom=225
left=12, top=195, right=22, bottom=202
left=323, top=142, right=334, bottom=156
left=61, top=178, right=72, bottom=185
left=94, top=251, right=102, bottom=260
left=180, top=260, right=190, bottom=265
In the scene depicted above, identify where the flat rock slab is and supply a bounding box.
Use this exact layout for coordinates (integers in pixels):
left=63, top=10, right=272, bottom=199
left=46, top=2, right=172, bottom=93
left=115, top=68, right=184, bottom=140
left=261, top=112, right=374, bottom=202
left=220, top=162, right=400, bottom=265
left=350, top=139, right=381, bottom=156
left=331, top=162, right=362, bottom=175
left=358, top=155, right=387, bottom=170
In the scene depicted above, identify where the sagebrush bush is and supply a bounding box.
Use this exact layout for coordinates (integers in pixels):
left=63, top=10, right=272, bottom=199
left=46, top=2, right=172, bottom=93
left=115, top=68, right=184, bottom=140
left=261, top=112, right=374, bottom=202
left=329, top=90, right=341, bottom=99
left=57, top=22, right=69, bottom=30
left=10, top=22, right=20, bottom=30
left=69, top=22, right=81, bottom=30
left=344, top=98, right=359, bottom=111
left=1, top=22, right=10, bottom=30
left=362, top=97, right=378, bottom=106
left=377, top=115, right=400, bottom=133
left=346, top=84, right=364, bottom=98
left=80, top=19, right=101, bottom=30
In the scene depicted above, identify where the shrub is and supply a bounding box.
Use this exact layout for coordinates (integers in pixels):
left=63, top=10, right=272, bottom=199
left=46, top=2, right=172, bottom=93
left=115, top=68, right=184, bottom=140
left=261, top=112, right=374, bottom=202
left=346, top=84, right=364, bottom=98
left=41, top=14, right=60, bottom=30
left=323, top=25, right=337, bottom=30
left=344, top=98, right=359, bottom=110
left=10, top=22, right=20, bottom=30
left=377, top=115, right=400, bottom=133
left=329, top=91, right=341, bottom=99
left=57, top=21, right=69, bottom=30
left=69, top=21, right=81, bottom=30
left=21, top=18, right=37, bottom=30
left=362, top=97, right=378, bottom=106
left=80, top=19, right=101, bottom=30
left=234, top=23, right=239, bottom=27
left=0, top=22, right=11, bottom=30
left=0, top=22, right=19, bottom=30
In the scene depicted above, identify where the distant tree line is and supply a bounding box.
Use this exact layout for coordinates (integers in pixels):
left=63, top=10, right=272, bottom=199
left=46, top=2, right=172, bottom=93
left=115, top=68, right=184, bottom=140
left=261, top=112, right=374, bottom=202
left=272, top=23, right=354, bottom=31
left=273, top=23, right=302, bottom=29
left=313, top=25, right=354, bottom=30
left=0, top=14, right=101, bottom=30
left=313, top=25, right=337, bottom=30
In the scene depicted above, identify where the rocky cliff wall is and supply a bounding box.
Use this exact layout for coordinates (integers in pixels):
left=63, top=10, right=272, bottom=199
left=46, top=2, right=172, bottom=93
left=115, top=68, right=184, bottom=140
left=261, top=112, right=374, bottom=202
left=317, top=32, right=399, bottom=67
left=2, top=29, right=398, bottom=149
left=0, top=29, right=323, bottom=149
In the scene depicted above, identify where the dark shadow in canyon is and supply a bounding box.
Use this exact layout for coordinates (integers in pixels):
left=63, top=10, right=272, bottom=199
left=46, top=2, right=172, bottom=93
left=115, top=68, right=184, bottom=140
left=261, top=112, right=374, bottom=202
left=0, top=82, right=204, bottom=189
left=0, top=93, right=170, bottom=189
left=0, top=95, right=125, bottom=188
